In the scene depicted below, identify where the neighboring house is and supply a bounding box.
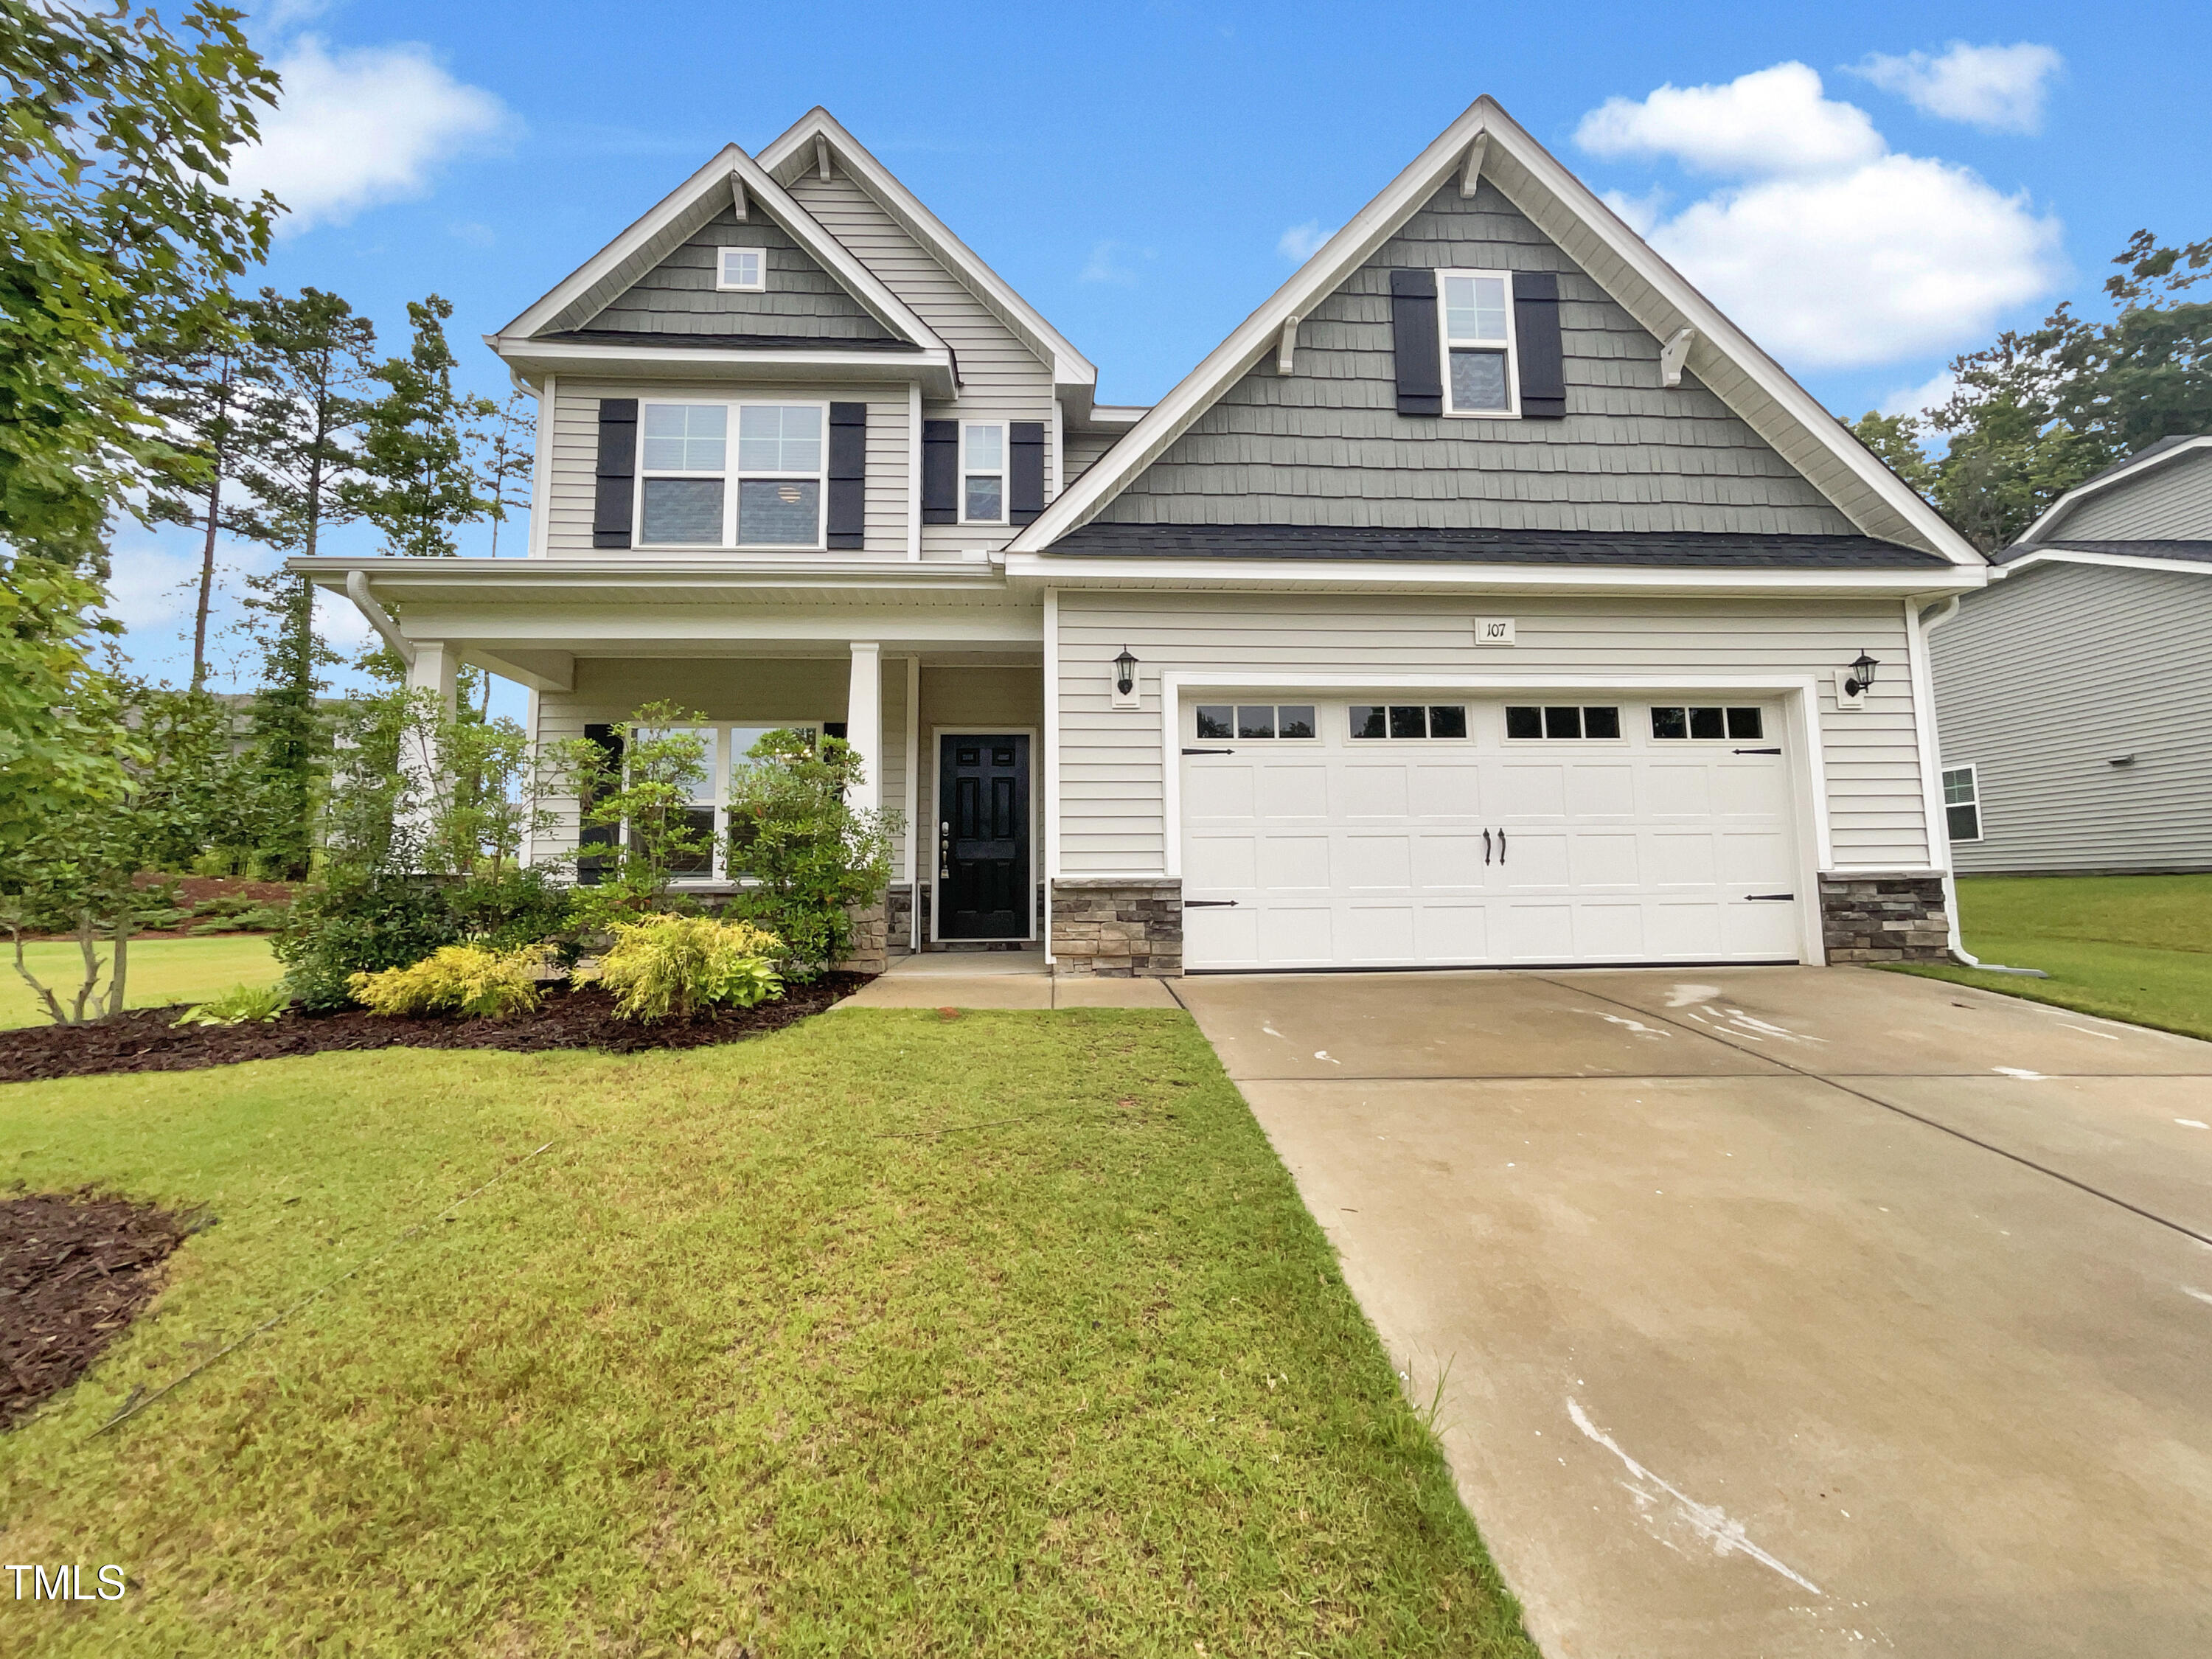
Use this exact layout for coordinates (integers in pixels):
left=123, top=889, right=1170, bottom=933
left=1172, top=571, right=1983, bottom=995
left=302, top=97, right=1988, bottom=975
left=1932, top=436, right=2212, bottom=874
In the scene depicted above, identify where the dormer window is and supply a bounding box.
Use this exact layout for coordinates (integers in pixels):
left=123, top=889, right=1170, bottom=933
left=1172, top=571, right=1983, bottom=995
left=717, top=247, right=765, bottom=291
left=1438, top=270, right=1517, bottom=417
left=961, top=422, right=1006, bottom=524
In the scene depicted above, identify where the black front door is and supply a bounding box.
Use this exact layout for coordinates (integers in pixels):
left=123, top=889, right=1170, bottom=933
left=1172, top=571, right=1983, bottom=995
left=937, top=734, right=1029, bottom=939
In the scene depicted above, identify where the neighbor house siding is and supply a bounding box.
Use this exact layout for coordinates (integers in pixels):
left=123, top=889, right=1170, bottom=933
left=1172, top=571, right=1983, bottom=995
left=1053, top=592, right=1929, bottom=873
left=1096, top=180, right=1855, bottom=535
left=787, top=170, right=1057, bottom=557
left=543, top=378, right=910, bottom=557
left=1934, top=560, right=2212, bottom=872
left=2049, top=448, right=2212, bottom=540
left=587, top=206, right=889, bottom=339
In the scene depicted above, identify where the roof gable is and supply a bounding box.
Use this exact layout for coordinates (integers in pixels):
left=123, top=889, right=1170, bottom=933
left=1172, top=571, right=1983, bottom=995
left=587, top=207, right=894, bottom=342
left=1012, top=96, right=1981, bottom=566
left=2023, top=436, right=2212, bottom=542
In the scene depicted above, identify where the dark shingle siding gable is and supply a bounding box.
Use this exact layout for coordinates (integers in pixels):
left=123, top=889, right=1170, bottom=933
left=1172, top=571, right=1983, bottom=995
left=584, top=206, right=886, bottom=340
left=1096, top=181, right=1857, bottom=537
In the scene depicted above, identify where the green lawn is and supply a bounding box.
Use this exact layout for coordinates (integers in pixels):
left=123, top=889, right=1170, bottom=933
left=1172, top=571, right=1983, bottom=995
left=0, top=1010, right=1532, bottom=1657
left=2, top=934, right=279, bottom=1030
left=1888, top=873, right=2212, bottom=1041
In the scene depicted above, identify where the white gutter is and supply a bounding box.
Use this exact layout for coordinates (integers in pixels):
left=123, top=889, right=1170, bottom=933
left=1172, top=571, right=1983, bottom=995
left=345, top=570, right=416, bottom=669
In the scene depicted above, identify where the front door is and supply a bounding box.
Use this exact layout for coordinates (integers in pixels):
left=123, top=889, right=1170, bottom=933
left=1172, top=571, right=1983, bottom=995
left=936, top=734, right=1030, bottom=939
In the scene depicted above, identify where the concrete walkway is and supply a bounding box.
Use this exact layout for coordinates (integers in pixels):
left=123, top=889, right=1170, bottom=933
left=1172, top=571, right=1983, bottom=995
left=1175, top=964, right=2212, bottom=1658
left=834, top=948, right=1178, bottom=1009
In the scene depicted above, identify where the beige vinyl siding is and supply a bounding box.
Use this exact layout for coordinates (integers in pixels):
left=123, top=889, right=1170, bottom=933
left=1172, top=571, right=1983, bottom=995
left=1935, top=560, right=2212, bottom=872
left=1063, top=428, right=1124, bottom=487
left=2051, top=448, right=2212, bottom=540
left=588, top=206, right=890, bottom=340
left=787, top=171, right=1055, bottom=557
left=1053, top=591, right=1930, bottom=874
left=543, top=378, right=909, bottom=558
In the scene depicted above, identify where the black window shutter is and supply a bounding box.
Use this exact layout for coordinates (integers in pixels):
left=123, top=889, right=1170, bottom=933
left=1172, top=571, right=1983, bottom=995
left=1009, top=421, right=1046, bottom=524
left=1512, top=273, right=1567, bottom=420
left=922, top=419, right=958, bottom=524
left=577, top=723, right=625, bottom=885
left=1389, top=271, right=1443, bottom=417
left=592, top=399, right=638, bottom=549
left=827, top=401, right=866, bottom=549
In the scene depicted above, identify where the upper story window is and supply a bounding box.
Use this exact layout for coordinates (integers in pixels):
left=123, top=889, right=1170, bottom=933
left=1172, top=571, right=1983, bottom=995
left=1437, top=270, right=1517, bottom=417
left=637, top=401, right=824, bottom=549
left=717, top=248, right=765, bottom=291
left=961, top=422, right=1006, bottom=524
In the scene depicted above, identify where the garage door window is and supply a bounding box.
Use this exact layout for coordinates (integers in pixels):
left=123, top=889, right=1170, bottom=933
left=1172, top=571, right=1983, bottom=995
left=1505, top=705, right=1621, bottom=740
left=1195, top=703, right=1318, bottom=741
left=1651, top=706, right=1763, bottom=741
left=1349, top=704, right=1468, bottom=740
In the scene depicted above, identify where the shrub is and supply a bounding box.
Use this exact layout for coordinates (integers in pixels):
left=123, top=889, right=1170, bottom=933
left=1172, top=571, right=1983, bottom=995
left=725, top=731, right=897, bottom=977
left=275, top=873, right=461, bottom=1012
left=594, top=914, right=783, bottom=1023
left=174, top=984, right=288, bottom=1026
left=348, top=944, right=549, bottom=1020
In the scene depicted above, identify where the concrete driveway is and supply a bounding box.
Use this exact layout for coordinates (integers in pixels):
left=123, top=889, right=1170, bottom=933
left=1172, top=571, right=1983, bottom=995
left=1172, top=966, right=2212, bottom=1658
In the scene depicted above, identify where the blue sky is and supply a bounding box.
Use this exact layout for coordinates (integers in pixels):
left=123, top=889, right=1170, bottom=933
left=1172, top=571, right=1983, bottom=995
left=114, top=0, right=2212, bottom=706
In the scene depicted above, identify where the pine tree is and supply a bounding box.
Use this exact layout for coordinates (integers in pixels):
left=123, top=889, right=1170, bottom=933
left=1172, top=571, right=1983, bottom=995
left=343, top=295, right=497, bottom=559
left=478, top=386, right=536, bottom=559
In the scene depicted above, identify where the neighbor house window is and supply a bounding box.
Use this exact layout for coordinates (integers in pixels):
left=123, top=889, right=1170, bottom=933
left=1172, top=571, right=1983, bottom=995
left=1651, top=706, right=1764, bottom=741
left=1438, top=270, right=1517, bottom=416
left=1349, top=704, right=1470, bottom=740
left=717, top=248, right=764, bottom=291
left=961, top=422, right=1006, bottom=524
left=637, top=403, right=826, bottom=548
left=1506, top=706, right=1622, bottom=740
left=1194, top=704, right=1318, bottom=740
left=1942, top=765, right=1982, bottom=843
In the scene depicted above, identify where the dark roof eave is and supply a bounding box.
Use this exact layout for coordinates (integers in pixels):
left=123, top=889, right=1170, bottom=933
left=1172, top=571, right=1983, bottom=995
left=1043, top=524, right=1958, bottom=571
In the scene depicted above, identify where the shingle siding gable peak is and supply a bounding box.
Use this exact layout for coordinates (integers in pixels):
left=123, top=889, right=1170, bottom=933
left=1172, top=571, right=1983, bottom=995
left=585, top=206, right=886, bottom=340
left=1009, top=94, right=1982, bottom=566
left=1091, top=179, right=1860, bottom=539
left=493, top=142, right=947, bottom=362
left=754, top=107, right=1096, bottom=397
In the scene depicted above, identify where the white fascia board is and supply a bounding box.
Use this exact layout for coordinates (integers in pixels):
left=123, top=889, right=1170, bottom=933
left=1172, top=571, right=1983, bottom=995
left=496, top=144, right=948, bottom=359
left=1995, top=546, right=2212, bottom=579
left=486, top=335, right=956, bottom=397
left=1000, top=552, right=1984, bottom=597
left=291, top=555, right=1016, bottom=599
left=757, top=108, right=1098, bottom=398
left=1009, top=94, right=1986, bottom=571
left=2017, top=437, right=2212, bottom=543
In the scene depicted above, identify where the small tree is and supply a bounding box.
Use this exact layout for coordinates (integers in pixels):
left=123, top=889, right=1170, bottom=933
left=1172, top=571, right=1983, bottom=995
left=546, top=703, right=715, bottom=923
left=343, top=295, right=497, bottom=560
left=476, top=386, right=535, bottom=560
left=725, top=730, right=898, bottom=976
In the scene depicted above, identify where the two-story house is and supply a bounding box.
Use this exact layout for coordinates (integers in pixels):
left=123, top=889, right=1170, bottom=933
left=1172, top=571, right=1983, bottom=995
left=305, top=97, right=1988, bottom=975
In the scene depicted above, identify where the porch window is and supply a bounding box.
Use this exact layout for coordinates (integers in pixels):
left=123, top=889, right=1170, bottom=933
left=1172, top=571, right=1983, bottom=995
left=1942, top=764, right=1982, bottom=843
left=627, top=722, right=823, bottom=883
left=636, top=402, right=826, bottom=549
left=961, top=422, right=1006, bottom=524
left=1437, top=270, right=1517, bottom=416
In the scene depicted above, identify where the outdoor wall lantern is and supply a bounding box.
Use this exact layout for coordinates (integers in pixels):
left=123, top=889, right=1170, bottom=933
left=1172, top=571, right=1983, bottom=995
left=1113, top=647, right=1139, bottom=698
left=1843, top=650, right=1879, bottom=700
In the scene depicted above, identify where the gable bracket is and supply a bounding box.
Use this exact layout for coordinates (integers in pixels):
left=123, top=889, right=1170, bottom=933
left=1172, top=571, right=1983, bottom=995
left=815, top=136, right=832, bottom=182
left=1660, top=327, right=1697, bottom=389
left=730, top=172, right=747, bottom=222
left=1459, top=132, right=1489, bottom=198
left=1276, top=313, right=1300, bottom=375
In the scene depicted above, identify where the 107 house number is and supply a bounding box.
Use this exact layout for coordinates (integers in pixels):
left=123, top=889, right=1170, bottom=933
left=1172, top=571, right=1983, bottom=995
left=7, top=1565, right=127, bottom=1602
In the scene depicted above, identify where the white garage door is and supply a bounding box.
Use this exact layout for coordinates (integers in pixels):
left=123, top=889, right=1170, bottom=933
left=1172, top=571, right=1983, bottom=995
left=1179, top=696, right=1803, bottom=970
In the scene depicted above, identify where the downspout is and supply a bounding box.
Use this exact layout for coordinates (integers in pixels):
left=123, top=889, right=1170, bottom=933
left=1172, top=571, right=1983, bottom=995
left=345, top=570, right=417, bottom=669
left=1914, top=594, right=2045, bottom=977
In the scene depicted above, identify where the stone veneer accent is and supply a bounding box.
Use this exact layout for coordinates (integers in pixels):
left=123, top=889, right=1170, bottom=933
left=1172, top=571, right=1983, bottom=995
left=837, top=898, right=888, bottom=975
left=1817, top=873, right=1949, bottom=964
left=885, top=883, right=914, bottom=952
left=1050, top=877, right=1183, bottom=977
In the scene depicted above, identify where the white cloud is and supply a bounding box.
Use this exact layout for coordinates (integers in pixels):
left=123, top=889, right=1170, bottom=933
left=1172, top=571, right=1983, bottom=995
left=1576, top=63, right=1882, bottom=177
left=1880, top=368, right=1958, bottom=422
left=1277, top=220, right=1330, bottom=262
left=313, top=583, right=372, bottom=653
left=228, top=36, right=511, bottom=233
left=105, top=543, right=201, bottom=638
left=1079, top=239, right=1138, bottom=285
left=1599, top=187, right=1666, bottom=237
left=1576, top=64, right=2062, bottom=369
left=1854, top=42, right=2063, bottom=134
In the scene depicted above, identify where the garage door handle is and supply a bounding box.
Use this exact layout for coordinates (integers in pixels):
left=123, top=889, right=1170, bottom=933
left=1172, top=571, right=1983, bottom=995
left=1183, top=899, right=1237, bottom=908
left=1498, top=828, right=1506, bottom=864
left=1182, top=746, right=1234, bottom=755
left=1733, top=747, right=1781, bottom=755
left=1483, top=828, right=1492, bottom=865
left=1746, top=893, right=1794, bottom=901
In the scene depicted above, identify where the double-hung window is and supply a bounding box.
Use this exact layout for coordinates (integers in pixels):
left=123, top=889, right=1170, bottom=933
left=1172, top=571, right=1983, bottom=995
left=716, top=247, right=764, bottom=291
left=961, top=422, right=1006, bottom=524
left=636, top=402, right=825, bottom=549
left=1438, top=270, right=1517, bottom=416
left=1942, top=765, right=1982, bottom=844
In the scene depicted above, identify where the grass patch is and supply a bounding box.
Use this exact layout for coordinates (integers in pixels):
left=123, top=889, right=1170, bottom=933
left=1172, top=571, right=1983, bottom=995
left=1888, top=873, right=2212, bottom=1040
left=1, top=936, right=279, bottom=1031
left=0, top=1010, right=1532, bottom=1656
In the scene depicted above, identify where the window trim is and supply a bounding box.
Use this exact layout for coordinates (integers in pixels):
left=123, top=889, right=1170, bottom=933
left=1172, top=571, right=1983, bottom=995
left=1435, top=268, right=1520, bottom=420
left=633, top=397, right=830, bottom=551
left=714, top=246, right=766, bottom=293
left=1941, top=762, right=1983, bottom=845
left=959, top=420, right=1008, bottom=526
left=1649, top=704, right=1767, bottom=743
left=1192, top=703, right=1322, bottom=742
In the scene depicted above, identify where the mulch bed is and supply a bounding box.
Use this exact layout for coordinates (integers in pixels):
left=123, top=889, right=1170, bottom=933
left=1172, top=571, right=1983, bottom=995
left=0, top=976, right=872, bottom=1085
left=2, top=1192, right=196, bottom=1431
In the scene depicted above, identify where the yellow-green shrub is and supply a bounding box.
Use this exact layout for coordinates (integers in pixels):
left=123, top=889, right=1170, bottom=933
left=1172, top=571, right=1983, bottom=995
left=347, top=944, right=548, bottom=1019
left=594, top=914, right=783, bottom=1023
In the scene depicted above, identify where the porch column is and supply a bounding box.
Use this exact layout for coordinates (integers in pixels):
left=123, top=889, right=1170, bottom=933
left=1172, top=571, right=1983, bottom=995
left=400, top=642, right=458, bottom=869
left=845, top=642, right=881, bottom=813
